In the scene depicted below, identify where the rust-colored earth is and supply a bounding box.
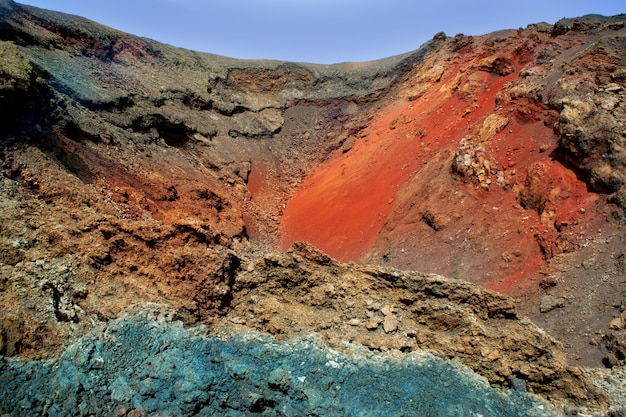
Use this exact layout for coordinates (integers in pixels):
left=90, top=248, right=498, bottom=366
left=281, top=33, right=603, bottom=294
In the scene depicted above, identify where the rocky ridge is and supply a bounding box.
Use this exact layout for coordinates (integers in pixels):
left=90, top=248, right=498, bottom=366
left=0, top=0, right=625, bottom=415
left=0, top=306, right=561, bottom=417
left=213, top=242, right=607, bottom=406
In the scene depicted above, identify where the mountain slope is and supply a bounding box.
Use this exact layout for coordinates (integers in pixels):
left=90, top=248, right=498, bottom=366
left=279, top=15, right=626, bottom=365
left=282, top=16, right=626, bottom=290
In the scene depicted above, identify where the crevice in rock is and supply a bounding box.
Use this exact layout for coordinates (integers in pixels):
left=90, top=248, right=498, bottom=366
left=131, top=114, right=193, bottom=148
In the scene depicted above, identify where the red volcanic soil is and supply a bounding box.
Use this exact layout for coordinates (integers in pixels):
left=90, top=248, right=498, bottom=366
left=281, top=41, right=602, bottom=294
left=281, top=69, right=512, bottom=258
left=279, top=103, right=415, bottom=261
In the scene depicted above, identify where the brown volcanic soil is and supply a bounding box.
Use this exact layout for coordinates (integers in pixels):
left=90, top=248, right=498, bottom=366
left=213, top=242, right=610, bottom=407
left=1, top=0, right=626, bottom=412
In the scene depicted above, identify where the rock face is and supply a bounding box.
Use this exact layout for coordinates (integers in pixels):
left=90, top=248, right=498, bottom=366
left=0, top=0, right=625, bottom=414
left=281, top=15, right=626, bottom=291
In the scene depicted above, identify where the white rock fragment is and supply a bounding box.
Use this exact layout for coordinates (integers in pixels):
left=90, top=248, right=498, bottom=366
left=383, top=315, right=398, bottom=333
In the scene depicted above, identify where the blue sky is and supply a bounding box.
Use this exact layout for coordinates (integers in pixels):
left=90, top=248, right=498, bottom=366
left=18, top=0, right=625, bottom=64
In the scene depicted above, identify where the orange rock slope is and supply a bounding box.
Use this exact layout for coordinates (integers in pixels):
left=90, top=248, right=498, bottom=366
left=281, top=22, right=624, bottom=294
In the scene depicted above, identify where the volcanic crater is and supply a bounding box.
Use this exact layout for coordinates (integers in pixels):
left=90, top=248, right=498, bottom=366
left=1, top=1, right=626, bottom=415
